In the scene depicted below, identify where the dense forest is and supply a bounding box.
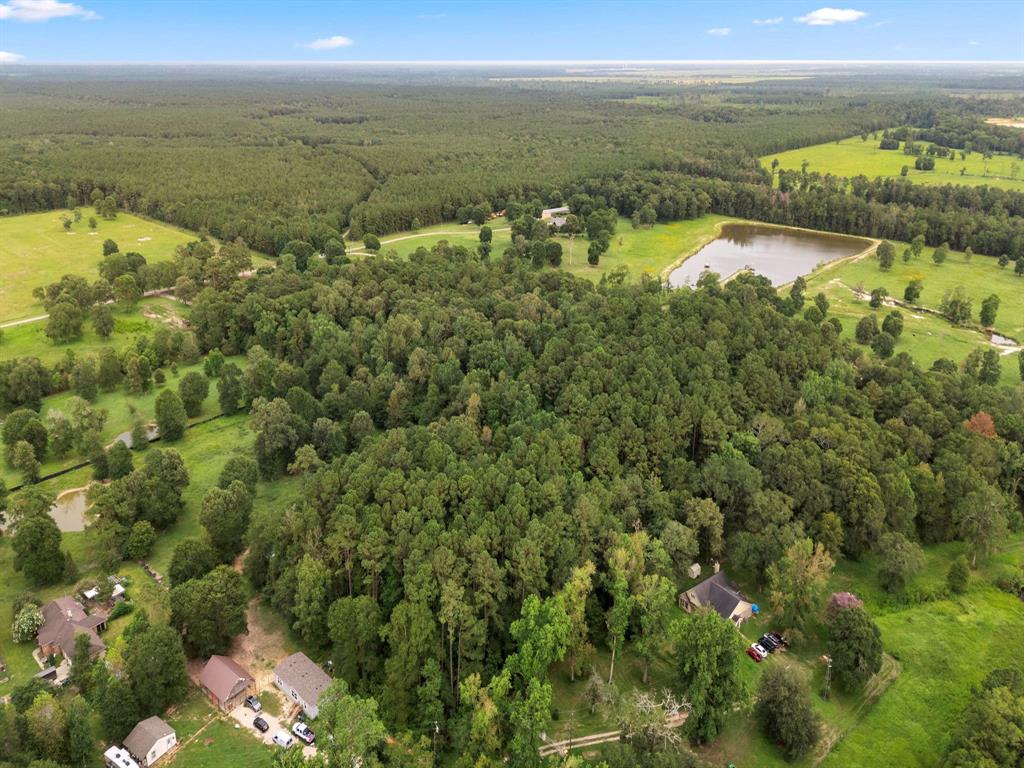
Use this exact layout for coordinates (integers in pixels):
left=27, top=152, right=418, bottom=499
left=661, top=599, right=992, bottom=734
left=2, top=66, right=1024, bottom=768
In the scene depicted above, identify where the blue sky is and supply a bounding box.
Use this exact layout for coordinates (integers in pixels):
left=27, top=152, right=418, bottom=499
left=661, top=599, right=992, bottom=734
left=1, top=0, right=1022, bottom=64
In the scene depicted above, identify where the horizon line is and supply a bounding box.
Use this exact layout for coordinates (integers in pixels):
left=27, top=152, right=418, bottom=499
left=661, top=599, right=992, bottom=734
left=2, top=59, right=1024, bottom=67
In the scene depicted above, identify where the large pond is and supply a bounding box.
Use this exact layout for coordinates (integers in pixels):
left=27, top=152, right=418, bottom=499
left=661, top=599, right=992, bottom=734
left=668, top=223, right=870, bottom=288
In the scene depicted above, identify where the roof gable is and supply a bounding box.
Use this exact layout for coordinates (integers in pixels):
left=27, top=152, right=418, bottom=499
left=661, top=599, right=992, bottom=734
left=124, top=716, right=174, bottom=758
left=274, top=652, right=331, bottom=707
left=199, top=655, right=254, bottom=703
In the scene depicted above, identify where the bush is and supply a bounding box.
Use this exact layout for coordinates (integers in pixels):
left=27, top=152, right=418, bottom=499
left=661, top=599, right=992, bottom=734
left=947, top=556, right=969, bottom=595
left=755, top=665, right=821, bottom=759
left=109, top=600, right=134, bottom=621
left=11, top=605, right=44, bottom=643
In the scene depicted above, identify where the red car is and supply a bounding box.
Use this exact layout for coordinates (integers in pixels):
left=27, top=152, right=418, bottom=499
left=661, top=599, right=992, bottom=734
left=746, top=645, right=763, bottom=662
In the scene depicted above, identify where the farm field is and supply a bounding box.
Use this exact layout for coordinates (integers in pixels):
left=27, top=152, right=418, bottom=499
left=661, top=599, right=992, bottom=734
left=762, top=135, right=1024, bottom=191
left=805, top=243, right=1024, bottom=385
left=0, top=210, right=199, bottom=323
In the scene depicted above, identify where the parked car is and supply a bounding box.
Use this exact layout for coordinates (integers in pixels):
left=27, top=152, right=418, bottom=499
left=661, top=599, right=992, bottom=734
left=292, top=722, right=315, bottom=744
left=759, top=634, right=778, bottom=651
left=253, top=717, right=269, bottom=733
left=768, top=631, right=787, bottom=647
left=272, top=731, right=294, bottom=748
left=244, top=695, right=262, bottom=712
left=746, top=646, right=763, bottom=662
left=753, top=643, right=769, bottom=658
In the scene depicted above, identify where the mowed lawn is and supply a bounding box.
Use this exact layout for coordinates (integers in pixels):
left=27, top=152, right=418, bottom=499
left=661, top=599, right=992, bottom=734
left=805, top=244, right=1024, bottom=386
left=762, top=135, right=1024, bottom=191
left=351, top=217, right=511, bottom=260
left=558, top=215, right=735, bottom=283
left=0, top=209, right=200, bottom=323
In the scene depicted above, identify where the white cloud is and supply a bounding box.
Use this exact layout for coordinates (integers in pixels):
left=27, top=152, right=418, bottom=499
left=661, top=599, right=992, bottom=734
left=968, top=40, right=980, bottom=46
left=752, top=17, right=784, bottom=25
left=0, top=0, right=98, bottom=21
left=0, top=50, right=26, bottom=62
left=795, top=7, right=866, bottom=26
left=706, top=27, right=732, bottom=36
left=869, top=19, right=893, bottom=28
left=302, top=35, right=354, bottom=50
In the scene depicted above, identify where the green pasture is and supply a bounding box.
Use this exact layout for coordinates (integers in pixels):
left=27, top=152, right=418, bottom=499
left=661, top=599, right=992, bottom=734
left=354, top=213, right=734, bottom=285
left=762, top=135, right=1024, bottom=191
left=167, top=689, right=273, bottom=768
left=0, top=209, right=199, bottom=324
left=557, top=215, right=734, bottom=283
left=0, top=297, right=185, bottom=367
left=805, top=242, right=1023, bottom=386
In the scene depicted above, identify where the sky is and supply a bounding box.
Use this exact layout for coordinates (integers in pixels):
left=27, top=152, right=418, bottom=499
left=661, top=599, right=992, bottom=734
left=1, top=0, right=1022, bottom=65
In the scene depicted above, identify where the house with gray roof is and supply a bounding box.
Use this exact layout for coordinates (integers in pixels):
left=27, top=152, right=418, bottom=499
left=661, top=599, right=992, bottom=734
left=274, top=652, right=332, bottom=719
left=124, top=716, right=176, bottom=767
left=678, top=571, right=753, bottom=627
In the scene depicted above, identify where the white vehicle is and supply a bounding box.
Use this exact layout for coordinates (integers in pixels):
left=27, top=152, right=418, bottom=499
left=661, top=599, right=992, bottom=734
left=272, top=731, right=294, bottom=748
left=753, top=643, right=769, bottom=658
left=292, top=721, right=316, bottom=744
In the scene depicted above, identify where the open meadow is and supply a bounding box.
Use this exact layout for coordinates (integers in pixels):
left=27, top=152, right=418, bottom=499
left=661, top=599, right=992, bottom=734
left=0, top=209, right=200, bottom=323
left=763, top=135, right=1024, bottom=191
left=805, top=243, right=1023, bottom=385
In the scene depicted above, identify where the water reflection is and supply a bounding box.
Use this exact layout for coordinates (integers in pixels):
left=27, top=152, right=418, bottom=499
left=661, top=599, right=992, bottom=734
left=669, top=224, right=869, bottom=288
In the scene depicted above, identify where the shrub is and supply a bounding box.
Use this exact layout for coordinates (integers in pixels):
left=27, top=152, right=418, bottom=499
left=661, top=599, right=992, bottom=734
left=11, top=605, right=44, bottom=643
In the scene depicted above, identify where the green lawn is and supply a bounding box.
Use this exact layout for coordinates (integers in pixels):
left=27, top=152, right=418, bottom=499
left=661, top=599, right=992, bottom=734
left=166, top=689, right=274, bottom=768
left=805, top=243, right=1024, bottom=386
left=0, top=209, right=200, bottom=324
left=557, top=215, right=734, bottom=283
left=0, top=297, right=185, bottom=367
left=762, top=135, right=1024, bottom=191
left=353, top=217, right=511, bottom=260
left=354, top=214, right=734, bottom=285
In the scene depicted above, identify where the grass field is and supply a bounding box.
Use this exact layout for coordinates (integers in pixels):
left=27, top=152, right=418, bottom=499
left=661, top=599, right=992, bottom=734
left=0, top=209, right=200, bottom=323
left=805, top=243, right=1024, bottom=386
left=558, top=215, right=734, bottom=283
left=763, top=135, right=1024, bottom=191
left=353, top=214, right=734, bottom=284
left=166, top=689, right=274, bottom=768
left=0, top=297, right=186, bottom=367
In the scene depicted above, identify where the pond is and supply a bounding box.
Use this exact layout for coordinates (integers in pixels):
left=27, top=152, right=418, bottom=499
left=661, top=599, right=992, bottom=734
left=49, top=486, right=91, bottom=532
left=668, top=223, right=870, bottom=288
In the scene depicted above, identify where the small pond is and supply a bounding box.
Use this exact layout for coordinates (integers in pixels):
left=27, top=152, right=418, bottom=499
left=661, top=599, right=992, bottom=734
left=49, top=487, right=90, bottom=532
left=668, top=223, right=870, bottom=288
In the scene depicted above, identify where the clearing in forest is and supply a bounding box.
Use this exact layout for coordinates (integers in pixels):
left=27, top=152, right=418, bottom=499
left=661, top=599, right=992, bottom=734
left=0, top=209, right=200, bottom=323
left=762, top=135, right=1024, bottom=191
